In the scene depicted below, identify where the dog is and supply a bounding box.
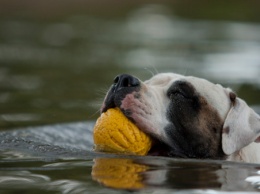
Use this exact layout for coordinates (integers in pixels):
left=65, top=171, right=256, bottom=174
left=100, top=73, right=260, bottom=163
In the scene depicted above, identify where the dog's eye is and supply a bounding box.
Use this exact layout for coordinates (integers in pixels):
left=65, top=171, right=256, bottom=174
left=169, top=90, right=187, bottom=100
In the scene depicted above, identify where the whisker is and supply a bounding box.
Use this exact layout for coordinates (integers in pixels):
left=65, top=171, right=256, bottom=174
left=183, top=61, right=191, bottom=76
left=151, top=64, right=159, bottom=75
left=88, top=108, right=101, bottom=119
left=95, top=86, right=110, bottom=97
left=143, top=67, right=155, bottom=77
left=87, top=86, right=110, bottom=120
left=87, top=97, right=104, bottom=119
left=143, top=64, right=160, bottom=77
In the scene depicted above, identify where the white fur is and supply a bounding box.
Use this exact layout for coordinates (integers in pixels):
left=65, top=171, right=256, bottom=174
left=223, top=98, right=260, bottom=163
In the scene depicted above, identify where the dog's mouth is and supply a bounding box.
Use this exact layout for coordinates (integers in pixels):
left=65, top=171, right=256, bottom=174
left=100, top=74, right=175, bottom=157
left=147, top=138, right=172, bottom=156
left=100, top=85, right=175, bottom=157
left=101, top=104, right=171, bottom=157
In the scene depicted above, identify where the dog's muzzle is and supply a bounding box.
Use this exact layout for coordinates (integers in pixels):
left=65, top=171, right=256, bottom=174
left=101, top=74, right=140, bottom=113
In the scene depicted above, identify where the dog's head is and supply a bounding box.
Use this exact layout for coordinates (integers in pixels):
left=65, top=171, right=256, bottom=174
left=101, top=73, right=260, bottom=159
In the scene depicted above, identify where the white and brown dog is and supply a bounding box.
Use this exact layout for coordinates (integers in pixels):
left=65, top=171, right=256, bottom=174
left=101, top=73, right=260, bottom=163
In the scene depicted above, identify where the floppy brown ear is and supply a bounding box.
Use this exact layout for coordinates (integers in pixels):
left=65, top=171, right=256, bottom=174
left=222, top=97, right=260, bottom=155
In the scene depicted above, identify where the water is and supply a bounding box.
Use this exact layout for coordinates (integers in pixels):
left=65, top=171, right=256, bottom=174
left=0, top=1, right=260, bottom=193
left=1, top=3, right=260, bottom=130
left=0, top=123, right=260, bottom=193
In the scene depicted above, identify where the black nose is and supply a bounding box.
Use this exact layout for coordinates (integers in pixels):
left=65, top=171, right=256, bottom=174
left=113, top=74, right=140, bottom=91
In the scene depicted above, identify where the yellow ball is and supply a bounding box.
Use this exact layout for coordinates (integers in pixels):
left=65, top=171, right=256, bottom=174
left=93, top=108, right=152, bottom=155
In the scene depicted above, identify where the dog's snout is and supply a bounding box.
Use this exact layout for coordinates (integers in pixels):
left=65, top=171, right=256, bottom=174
left=113, top=74, right=140, bottom=91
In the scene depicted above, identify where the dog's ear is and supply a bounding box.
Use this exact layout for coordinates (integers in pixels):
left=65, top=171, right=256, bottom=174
left=222, top=93, right=260, bottom=155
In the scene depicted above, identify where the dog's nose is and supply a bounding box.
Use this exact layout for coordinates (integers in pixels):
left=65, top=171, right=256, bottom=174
left=113, top=74, right=140, bottom=91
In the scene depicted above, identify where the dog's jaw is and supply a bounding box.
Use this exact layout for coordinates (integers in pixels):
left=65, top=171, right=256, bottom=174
left=119, top=89, right=172, bottom=146
left=120, top=92, right=157, bottom=135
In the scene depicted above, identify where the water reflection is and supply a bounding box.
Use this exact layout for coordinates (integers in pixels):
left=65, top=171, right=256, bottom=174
left=0, top=149, right=260, bottom=193
left=1, top=122, right=260, bottom=193
left=92, top=158, right=148, bottom=189
left=246, top=170, right=260, bottom=190
left=0, top=171, right=50, bottom=184
left=91, top=157, right=260, bottom=191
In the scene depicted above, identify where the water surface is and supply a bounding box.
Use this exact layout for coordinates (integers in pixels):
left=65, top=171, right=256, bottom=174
left=0, top=123, right=260, bottom=193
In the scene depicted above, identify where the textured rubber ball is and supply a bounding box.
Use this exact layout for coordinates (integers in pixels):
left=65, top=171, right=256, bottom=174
left=93, top=108, right=152, bottom=155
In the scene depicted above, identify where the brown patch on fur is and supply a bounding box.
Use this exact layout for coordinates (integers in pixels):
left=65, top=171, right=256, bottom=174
left=255, top=136, right=260, bottom=143
left=223, top=126, right=230, bottom=134
left=229, top=92, right=237, bottom=105
left=196, top=95, right=226, bottom=159
left=166, top=80, right=227, bottom=159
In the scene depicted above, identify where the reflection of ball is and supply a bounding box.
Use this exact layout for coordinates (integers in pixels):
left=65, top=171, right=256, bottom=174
left=93, top=108, right=152, bottom=155
left=92, top=158, right=148, bottom=189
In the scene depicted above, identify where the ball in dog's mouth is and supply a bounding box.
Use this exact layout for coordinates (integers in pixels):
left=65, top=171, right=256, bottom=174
left=93, top=108, right=152, bottom=155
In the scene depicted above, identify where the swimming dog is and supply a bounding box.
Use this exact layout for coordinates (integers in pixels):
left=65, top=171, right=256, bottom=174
left=101, top=73, right=260, bottom=163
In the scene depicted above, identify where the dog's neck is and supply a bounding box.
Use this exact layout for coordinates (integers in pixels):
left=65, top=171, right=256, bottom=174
left=227, top=142, right=260, bottom=164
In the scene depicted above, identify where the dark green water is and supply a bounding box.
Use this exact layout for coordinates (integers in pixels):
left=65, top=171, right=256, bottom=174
left=0, top=1, right=260, bottom=193
left=1, top=1, right=260, bottom=130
